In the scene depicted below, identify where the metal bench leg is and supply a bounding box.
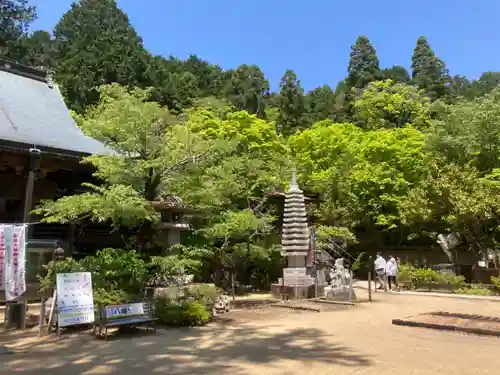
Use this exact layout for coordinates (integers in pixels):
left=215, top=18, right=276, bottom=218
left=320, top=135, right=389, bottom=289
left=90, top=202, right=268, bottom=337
left=104, top=327, right=108, bottom=341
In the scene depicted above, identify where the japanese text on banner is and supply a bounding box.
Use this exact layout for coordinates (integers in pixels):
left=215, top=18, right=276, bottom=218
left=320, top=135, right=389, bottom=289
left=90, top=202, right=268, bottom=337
left=3, top=224, right=27, bottom=301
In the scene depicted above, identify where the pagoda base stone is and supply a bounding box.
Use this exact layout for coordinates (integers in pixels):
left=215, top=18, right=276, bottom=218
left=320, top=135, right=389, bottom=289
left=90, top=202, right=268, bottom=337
left=271, top=284, right=316, bottom=300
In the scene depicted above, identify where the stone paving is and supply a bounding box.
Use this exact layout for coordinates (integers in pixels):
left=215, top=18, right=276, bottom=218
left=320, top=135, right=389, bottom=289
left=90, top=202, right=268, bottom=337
left=2, top=289, right=500, bottom=375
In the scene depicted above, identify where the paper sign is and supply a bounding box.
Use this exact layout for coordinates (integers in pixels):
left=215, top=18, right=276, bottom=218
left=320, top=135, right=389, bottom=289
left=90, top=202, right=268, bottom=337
left=56, top=272, right=95, bottom=327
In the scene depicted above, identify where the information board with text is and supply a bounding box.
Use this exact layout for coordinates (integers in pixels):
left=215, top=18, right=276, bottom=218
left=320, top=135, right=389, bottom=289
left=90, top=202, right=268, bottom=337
left=56, top=272, right=95, bottom=327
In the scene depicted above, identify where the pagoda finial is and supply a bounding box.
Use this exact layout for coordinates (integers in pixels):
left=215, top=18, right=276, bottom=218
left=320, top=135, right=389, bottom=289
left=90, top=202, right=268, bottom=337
left=291, top=167, right=297, bottom=188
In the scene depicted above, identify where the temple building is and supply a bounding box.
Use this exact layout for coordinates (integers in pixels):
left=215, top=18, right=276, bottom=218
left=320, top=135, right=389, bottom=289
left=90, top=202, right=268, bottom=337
left=0, top=60, right=189, bottom=301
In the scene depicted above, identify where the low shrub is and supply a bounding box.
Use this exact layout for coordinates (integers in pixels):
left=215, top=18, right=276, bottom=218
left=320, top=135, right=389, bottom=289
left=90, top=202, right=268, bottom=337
left=491, top=276, right=500, bottom=293
left=181, top=301, right=212, bottom=325
left=398, top=264, right=465, bottom=291
left=351, top=252, right=369, bottom=274
left=443, top=274, right=466, bottom=287
left=92, top=288, right=132, bottom=307
left=396, top=264, right=413, bottom=285
left=184, top=283, right=220, bottom=302
left=408, top=268, right=441, bottom=290
left=455, top=285, right=495, bottom=296
left=155, top=297, right=211, bottom=326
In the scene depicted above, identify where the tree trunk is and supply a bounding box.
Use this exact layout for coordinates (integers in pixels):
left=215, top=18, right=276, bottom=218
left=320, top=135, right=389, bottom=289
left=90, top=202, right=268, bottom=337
left=231, top=270, right=235, bottom=303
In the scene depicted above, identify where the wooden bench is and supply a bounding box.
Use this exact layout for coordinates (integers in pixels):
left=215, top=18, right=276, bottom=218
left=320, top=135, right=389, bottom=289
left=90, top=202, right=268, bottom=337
left=94, top=302, right=157, bottom=340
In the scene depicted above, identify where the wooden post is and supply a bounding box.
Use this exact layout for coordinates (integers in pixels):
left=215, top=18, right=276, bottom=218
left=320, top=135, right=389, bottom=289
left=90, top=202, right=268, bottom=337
left=281, top=263, right=285, bottom=301
left=2, top=304, right=6, bottom=330
left=46, top=289, right=56, bottom=333
left=369, top=256, right=377, bottom=293
left=348, top=270, right=353, bottom=302
left=38, top=296, right=45, bottom=339
left=230, top=271, right=235, bottom=303
left=368, top=270, right=372, bottom=302
left=20, top=300, right=26, bottom=330
left=314, top=274, right=318, bottom=299
left=384, top=274, right=388, bottom=292
left=23, top=152, right=41, bottom=236
left=22, top=169, right=36, bottom=224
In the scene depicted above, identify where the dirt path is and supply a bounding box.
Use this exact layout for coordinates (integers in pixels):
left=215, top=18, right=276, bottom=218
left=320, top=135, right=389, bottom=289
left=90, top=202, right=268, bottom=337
left=2, top=290, right=500, bottom=375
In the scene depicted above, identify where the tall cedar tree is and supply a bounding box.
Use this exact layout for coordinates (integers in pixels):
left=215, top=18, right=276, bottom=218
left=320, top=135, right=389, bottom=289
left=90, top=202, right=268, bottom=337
left=147, top=55, right=200, bottom=112
left=224, top=64, right=269, bottom=117
left=53, top=0, right=151, bottom=113
left=382, top=65, right=410, bottom=83
left=411, top=36, right=451, bottom=101
left=0, top=0, right=37, bottom=60
left=333, top=80, right=350, bottom=122
left=276, top=69, right=305, bottom=135
left=183, top=54, right=224, bottom=98
left=346, top=36, right=381, bottom=89
left=304, top=85, right=337, bottom=126
left=19, top=30, right=54, bottom=68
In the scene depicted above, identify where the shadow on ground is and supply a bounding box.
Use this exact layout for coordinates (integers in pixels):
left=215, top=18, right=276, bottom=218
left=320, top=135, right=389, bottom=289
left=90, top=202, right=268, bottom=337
left=1, top=321, right=372, bottom=374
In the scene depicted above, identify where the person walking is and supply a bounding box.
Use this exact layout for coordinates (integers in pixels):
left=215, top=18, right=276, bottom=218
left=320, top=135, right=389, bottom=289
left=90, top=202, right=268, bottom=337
left=386, top=255, right=398, bottom=291
left=374, top=252, right=386, bottom=290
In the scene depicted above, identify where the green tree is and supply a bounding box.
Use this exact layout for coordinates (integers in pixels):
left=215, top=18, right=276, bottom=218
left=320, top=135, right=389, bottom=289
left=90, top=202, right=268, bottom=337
left=276, top=69, right=305, bottom=135
left=182, top=54, right=224, bottom=98
left=19, top=30, right=54, bottom=68
left=353, top=80, right=432, bottom=130
left=333, top=80, right=350, bottom=121
left=382, top=65, right=410, bottom=83
left=473, top=72, right=500, bottom=97
left=303, top=85, right=337, bottom=126
left=183, top=109, right=289, bottom=287
left=427, top=88, right=500, bottom=173
left=449, top=75, right=474, bottom=99
left=53, top=0, right=151, bottom=112
left=224, top=64, right=269, bottom=117
left=400, top=162, right=500, bottom=260
left=411, top=36, right=451, bottom=101
left=33, top=84, right=220, bottom=252
left=0, top=0, right=37, bottom=60
left=449, top=73, right=500, bottom=100
left=147, top=55, right=189, bottom=111
left=290, top=121, right=428, bottom=233
left=346, top=36, right=381, bottom=89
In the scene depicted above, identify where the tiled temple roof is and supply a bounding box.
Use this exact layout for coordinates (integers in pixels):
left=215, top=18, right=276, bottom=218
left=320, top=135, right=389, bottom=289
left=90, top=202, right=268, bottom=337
left=0, top=59, right=109, bottom=157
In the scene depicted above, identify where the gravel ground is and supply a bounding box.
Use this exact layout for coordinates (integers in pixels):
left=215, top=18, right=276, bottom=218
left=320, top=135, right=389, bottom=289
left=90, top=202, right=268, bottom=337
left=2, top=289, right=500, bottom=375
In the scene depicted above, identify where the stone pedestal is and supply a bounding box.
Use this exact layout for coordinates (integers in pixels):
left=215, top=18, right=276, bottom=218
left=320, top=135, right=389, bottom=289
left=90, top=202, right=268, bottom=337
left=271, top=267, right=316, bottom=299
left=271, top=284, right=314, bottom=299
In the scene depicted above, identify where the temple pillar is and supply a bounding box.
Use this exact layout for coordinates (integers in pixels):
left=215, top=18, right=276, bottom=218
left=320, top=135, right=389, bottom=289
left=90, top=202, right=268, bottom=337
left=23, top=149, right=41, bottom=223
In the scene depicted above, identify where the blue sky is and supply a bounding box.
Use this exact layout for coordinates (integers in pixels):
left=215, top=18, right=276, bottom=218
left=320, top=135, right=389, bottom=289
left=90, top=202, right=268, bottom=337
left=30, top=0, right=499, bottom=91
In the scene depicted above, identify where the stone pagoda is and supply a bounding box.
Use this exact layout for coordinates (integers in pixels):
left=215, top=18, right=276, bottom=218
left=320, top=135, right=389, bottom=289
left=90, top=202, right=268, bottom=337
left=271, top=168, right=316, bottom=299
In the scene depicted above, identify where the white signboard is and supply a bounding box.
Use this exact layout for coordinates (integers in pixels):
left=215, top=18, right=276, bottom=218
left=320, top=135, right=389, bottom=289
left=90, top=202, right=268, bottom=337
left=0, top=224, right=27, bottom=300
left=56, top=272, right=95, bottom=327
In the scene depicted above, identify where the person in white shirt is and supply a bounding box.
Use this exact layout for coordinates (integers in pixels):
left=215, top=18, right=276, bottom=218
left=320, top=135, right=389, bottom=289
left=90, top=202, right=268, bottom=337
left=386, top=255, right=398, bottom=291
left=374, top=252, right=386, bottom=290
